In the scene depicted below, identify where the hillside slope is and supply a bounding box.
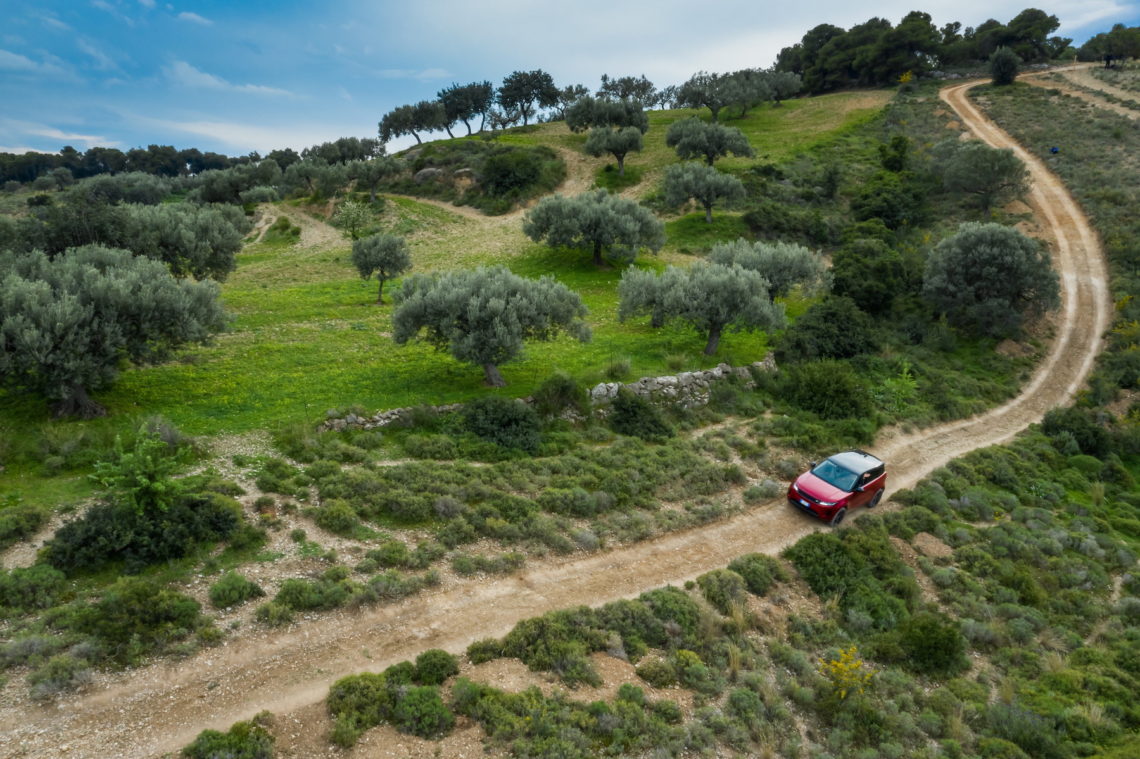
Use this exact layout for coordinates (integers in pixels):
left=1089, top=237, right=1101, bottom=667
left=0, top=75, right=1113, bottom=758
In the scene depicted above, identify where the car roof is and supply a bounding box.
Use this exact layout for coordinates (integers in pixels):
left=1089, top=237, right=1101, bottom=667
left=827, top=450, right=884, bottom=474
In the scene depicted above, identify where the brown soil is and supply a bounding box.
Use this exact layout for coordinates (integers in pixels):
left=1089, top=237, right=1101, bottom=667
left=0, top=79, right=1114, bottom=759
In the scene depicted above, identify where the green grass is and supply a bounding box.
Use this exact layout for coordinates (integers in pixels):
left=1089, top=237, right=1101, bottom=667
left=663, top=213, right=751, bottom=254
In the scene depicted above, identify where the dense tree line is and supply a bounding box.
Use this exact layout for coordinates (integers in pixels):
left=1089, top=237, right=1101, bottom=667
left=776, top=8, right=1073, bottom=93
left=0, top=136, right=382, bottom=188
left=1078, top=22, right=1140, bottom=65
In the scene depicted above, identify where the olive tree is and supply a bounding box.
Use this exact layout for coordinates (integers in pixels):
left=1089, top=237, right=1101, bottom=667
left=663, top=163, right=745, bottom=223
left=665, top=118, right=754, bottom=165
left=584, top=126, right=643, bottom=176
left=333, top=200, right=372, bottom=240
left=349, top=157, right=403, bottom=203
left=935, top=140, right=1029, bottom=212
left=565, top=97, right=649, bottom=134
left=677, top=71, right=734, bottom=122
left=922, top=222, right=1060, bottom=338
left=122, top=202, right=248, bottom=280
left=523, top=190, right=664, bottom=266
left=0, top=246, right=225, bottom=418
left=437, top=81, right=495, bottom=135
left=392, top=266, right=590, bottom=386
left=708, top=238, right=830, bottom=297
left=352, top=233, right=410, bottom=303
left=619, top=262, right=784, bottom=354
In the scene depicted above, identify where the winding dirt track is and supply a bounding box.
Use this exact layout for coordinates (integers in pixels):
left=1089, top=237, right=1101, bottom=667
left=0, top=79, right=1112, bottom=759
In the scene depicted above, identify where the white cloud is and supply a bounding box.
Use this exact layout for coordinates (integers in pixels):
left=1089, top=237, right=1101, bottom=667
left=0, top=146, right=57, bottom=154
left=0, top=119, right=113, bottom=150
left=165, top=60, right=291, bottom=96
left=131, top=114, right=335, bottom=151
left=0, top=49, right=38, bottom=71
left=77, top=39, right=117, bottom=70
left=39, top=13, right=73, bottom=32
left=177, top=11, right=213, bottom=26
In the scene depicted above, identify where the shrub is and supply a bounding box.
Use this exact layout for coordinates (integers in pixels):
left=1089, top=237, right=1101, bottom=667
left=414, top=649, right=460, bottom=685
left=0, top=564, right=67, bottom=612
left=369, top=540, right=411, bottom=568
left=0, top=503, right=49, bottom=550
left=254, top=602, right=293, bottom=627
left=778, top=360, right=874, bottom=420
left=463, top=396, right=541, bottom=453
left=450, top=552, right=525, bottom=575
left=898, top=612, right=967, bottom=676
left=609, top=390, right=673, bottom=441
left=466, top=638, right=504, bottom=664
left=636, top=658, right=677, bottom=687
left=1042, top=407, right=1110, bottom=457
left=44, top=491, right=241, bottom=574
left=75, top=577, right=205, bottom=663
left=532, top=372, right=589, bottom=418
left=208, top=572, right=265, bottom=609
left=727, top=553, right=788, bottom=597
left=313, top=499, right=359, bottom=535
left=390, top=685, right=456, bottom=738
left=696, top=569, right=748, bottom=615
left=182, top=712, right=274, bottom=759
left=774, top=296, right=877, bottom=362
left=327, top=673, right=390, bottom=747
left=27, top=654, right=93, bottom=700
left=989, top=47, right=1021, bottom=86
left=274, top=571, right=353, bottom=611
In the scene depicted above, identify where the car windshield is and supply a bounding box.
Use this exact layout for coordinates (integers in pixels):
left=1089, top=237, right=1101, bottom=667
left=811, top=459, right=860, bottom=492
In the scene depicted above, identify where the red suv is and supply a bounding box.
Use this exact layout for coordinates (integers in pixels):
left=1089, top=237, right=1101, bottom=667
left=787, top=450, right=886, bottom=526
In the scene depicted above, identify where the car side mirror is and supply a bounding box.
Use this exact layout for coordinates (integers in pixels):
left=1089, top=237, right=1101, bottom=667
left=855, top=485, right=865, bottom=492
left=808, top=461, right=817, bottom=469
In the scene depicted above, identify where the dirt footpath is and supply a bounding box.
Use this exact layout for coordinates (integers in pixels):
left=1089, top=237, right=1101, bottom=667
left=0, top=79, right=1113, bottom=759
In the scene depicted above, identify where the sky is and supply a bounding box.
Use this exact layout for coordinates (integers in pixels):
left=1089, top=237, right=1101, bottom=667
left=1, top=0, right=1137, bottom=157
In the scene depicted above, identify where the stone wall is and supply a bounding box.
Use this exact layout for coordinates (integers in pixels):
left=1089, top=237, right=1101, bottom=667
left=321, top=355, right=776, bottom=431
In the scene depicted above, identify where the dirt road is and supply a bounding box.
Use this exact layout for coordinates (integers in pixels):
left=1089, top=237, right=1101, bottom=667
left=0, top=79, right=1112, bottom=759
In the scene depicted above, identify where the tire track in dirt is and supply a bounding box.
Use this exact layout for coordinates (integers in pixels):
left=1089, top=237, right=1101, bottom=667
left=0, top=79, right=1112, bottom=759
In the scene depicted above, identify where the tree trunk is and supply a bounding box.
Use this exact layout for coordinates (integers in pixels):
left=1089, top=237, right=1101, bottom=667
left=483, top=363, right=506, bottom=387
left=377, top=277, right=386, bottom=304
left=704, top=204, right=714, bottom=223
left=445, top=125, right=455, bottom=139
left=411, top=131, right=423, bottom=145
left=53, top=383, right=106, bottom=419
left=703, top=324, right=723, bottom=355
left=369, top=186, right=377, bottom=203
left=617, top=155, right=625, bottom=176
left=704, top=154, right=715, bottom=166
left=593, top=241, right=604, bottom=267
left=463, top=119, right=473, bottom=136
left=710, top=105, right=720, bottom=123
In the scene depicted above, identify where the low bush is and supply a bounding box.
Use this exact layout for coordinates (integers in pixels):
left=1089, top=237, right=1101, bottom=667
left=727, top=553, right=788, bottom=597
left=463, top=396, right=541, bottom=453
left=697, top=569, right=748, bottom=615
left=390, top=685, right=455, bottom=738
left=777, top=360, right=874, bottom=420
left=44, top=492, right=242, bottom=575
left=27, top=654, right=92, bottom=700
left=312, top=499, right=359, bottom=535
left=609, top=390, right=674, bottom=441
left=327, top=672, right=390, bottom=747
left=181, top=712, right=274, bottom=759
left=532, top=372, right=590, bottom=419
left=73, top=577, right=206, bottom=663
left=0, top=564, right=67, bottom=612
left=208, top=572, right=265, bottom=609
left=0, top=503, right=49, bottom=550
left=450, top=552, right=525, bottom=576
left=414, top=649, right=460, bottom=685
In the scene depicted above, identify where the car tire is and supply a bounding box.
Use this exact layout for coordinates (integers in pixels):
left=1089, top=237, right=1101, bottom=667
left=829, top=508, right=847, bottom=527
left=867, top=490, right=883, bottom=509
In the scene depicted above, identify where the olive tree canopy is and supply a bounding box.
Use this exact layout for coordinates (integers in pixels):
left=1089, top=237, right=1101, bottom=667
left=392, top=266, right=590, bottom=386
left=523, top=190, right=664, bottom=266
left=0, top=246, right=225, bottom=418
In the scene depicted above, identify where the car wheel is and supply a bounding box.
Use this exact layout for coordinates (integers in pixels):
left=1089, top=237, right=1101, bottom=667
left=829, top=508, right=847, bottom=527
left=867, top=490, right=883, bottom=509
